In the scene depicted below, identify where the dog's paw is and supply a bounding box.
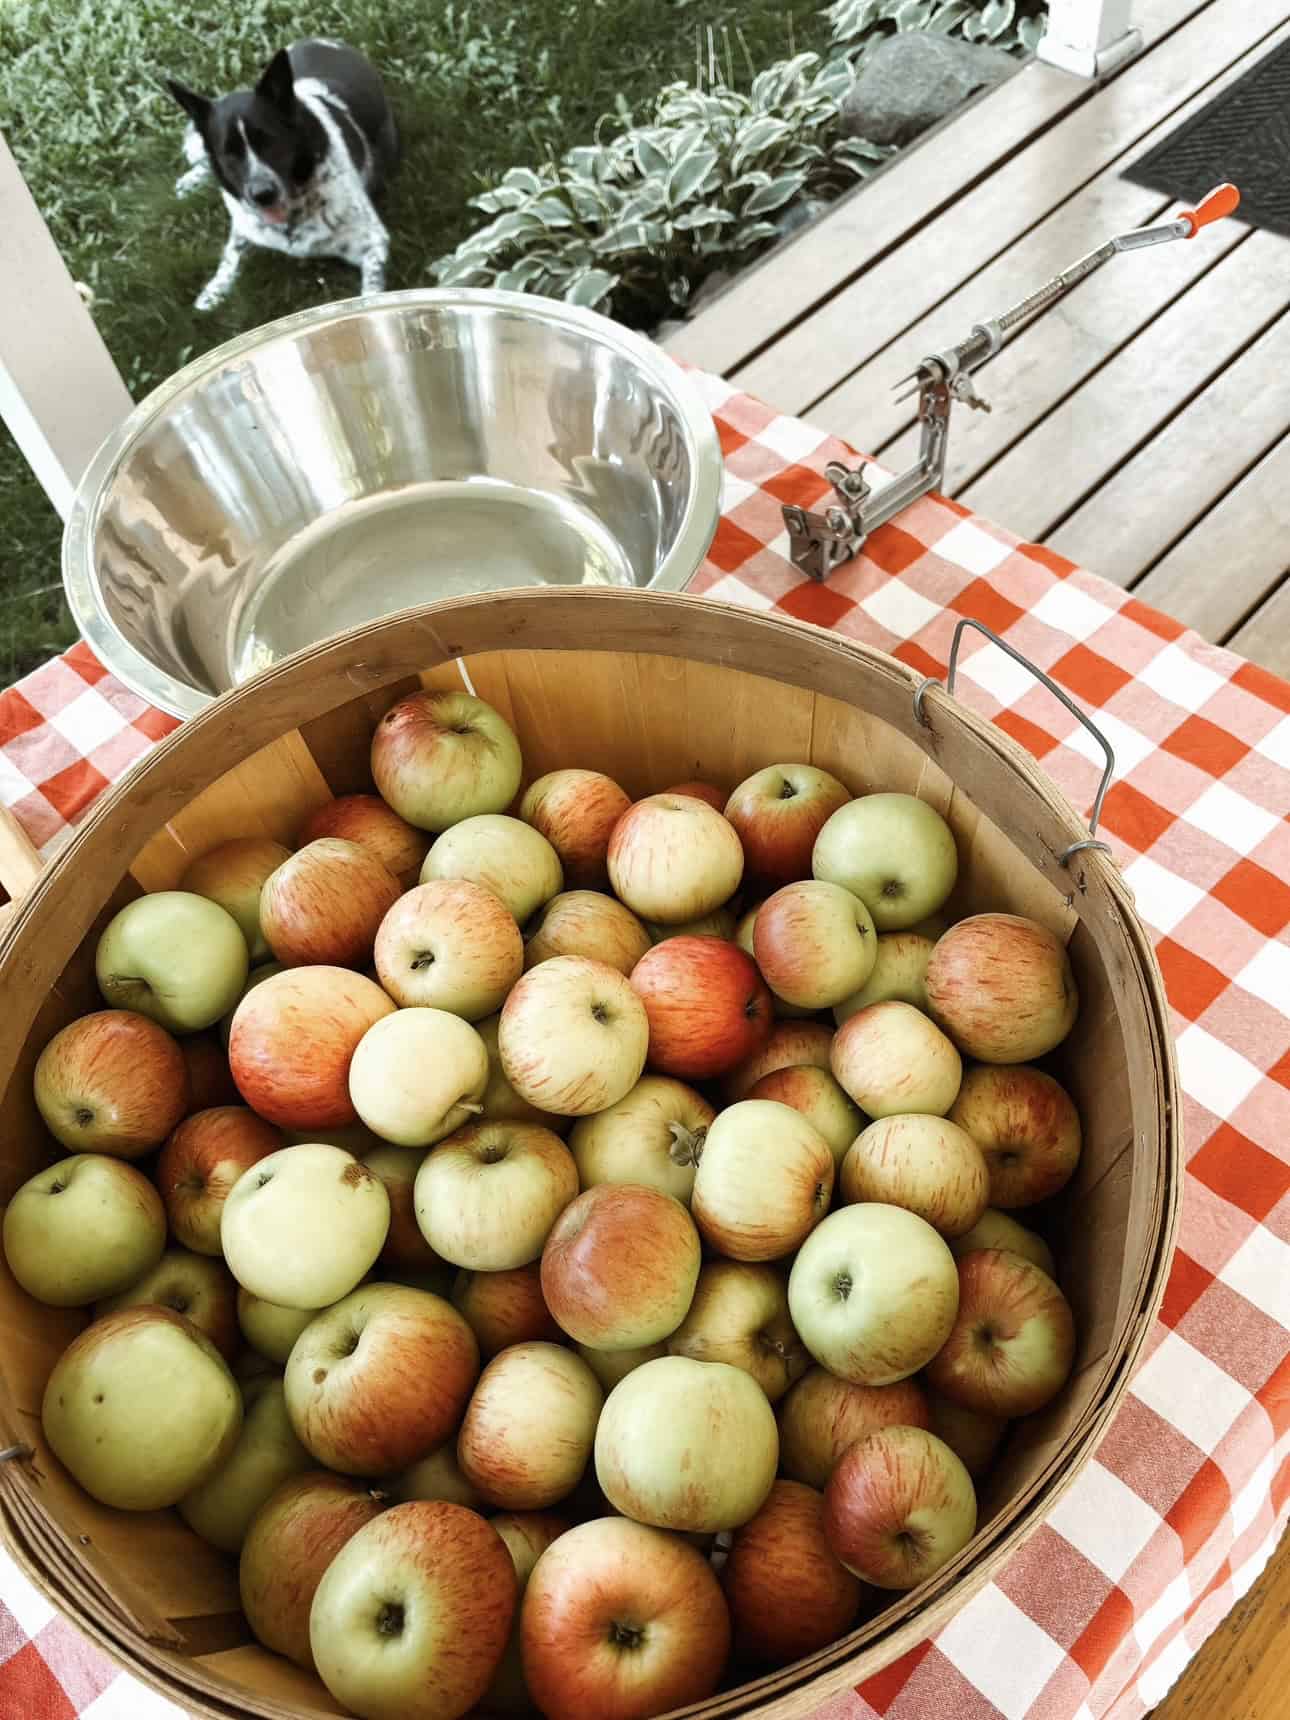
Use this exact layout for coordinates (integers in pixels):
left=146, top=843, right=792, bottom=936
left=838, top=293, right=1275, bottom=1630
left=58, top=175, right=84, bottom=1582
left=194, top=286, right=221, bottom=313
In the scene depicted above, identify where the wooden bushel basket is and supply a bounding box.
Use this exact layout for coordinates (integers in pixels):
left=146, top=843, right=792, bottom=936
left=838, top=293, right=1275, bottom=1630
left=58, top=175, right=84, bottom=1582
left=0, top=590, right=1180, bottom=1720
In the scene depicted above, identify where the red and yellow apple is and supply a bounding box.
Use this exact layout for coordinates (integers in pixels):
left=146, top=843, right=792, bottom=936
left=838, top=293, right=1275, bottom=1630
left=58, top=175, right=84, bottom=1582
left=926, top=914, right=1078, bottom=1062
left=33, top=1009, right=188, bottom=1158
left=823, top=1425, right=977, bottom=1588
left=540, top=1184, right=700, bottom=1349
left=297, top=794, right=430, bottom=884
left=949, top=1208, right=1056, bottom=1279
left=457, top=1341, right=602, bottom=1509
left=725, top=763, right=852, bottom=887
left=839, top=1114, right=989, bottom=1238
left=608, top=793, right=743, bottom=924
left=98, top=1246, right=239, bottom=1361
left=260, top=838, right=401, bottom=970
left=724, top=1019, right=834, bottom=1102
left=499, top=956, right=648, bottom=1116
left=725, top=1480, right=862, bottom=1661
left=924, top=1248, right=1076, bottom=1417
left=754, top=880, right=877, bottom=1010
left=156, top=1105, right=281, bottom=1255
left=374, top=879, right=523, bottom=1018
left=415, top=1122, right=578, bottom=1270
left=692, top=1099, right=833, bottom=1262
left=370, top=688, right=523, bottom=832
left=949, top=1063, right=1082, bottom=1207
left=629, top=936, right=773, bottom=1081
left=746, top=1064, right=864, bottom=1167
left=349, top=1009, right=489, bottom=1148
left=181, top=836, right=293, bottom=961
left=451, top=1263, right=560, bottom=1356
left=524, top=889, right=652, bottom=975
left=831, top=1000, right=962, bottom=1117
left=519, top=768, right=632, bottom=888
left=778, top=1367, right=931, bottom=1489
left=834, top=931, right=936, bottom=1021
left=667, top=1261, right=807, bottom=1402
left=569, top=1074, right=713, bottom=1205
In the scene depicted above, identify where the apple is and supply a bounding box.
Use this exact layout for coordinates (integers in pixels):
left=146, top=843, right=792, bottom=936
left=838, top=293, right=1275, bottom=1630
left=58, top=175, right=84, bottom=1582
left=724, top=763, right=852, bottom=887
left=595, top=1355, right=778, bottom=1531
left=180, top=836, right=293, bottom=961
left=834, top=932, right=936, bottom=1022
left=240, top=1471, right=387, bottom=1669
left=238, top=1288, right=317, bottom=1364
left=392, top=1441, right=482, bottom=1508
left=927, top=1389, right=1009, bottom=1480
left=375, top=879, right=523, bottom=1018
left=753, top=880, right=877, bottom=1010
left=484, top=1511, right=570, bottom=1714
left=349, top=1010, right=489, bottom=1148
left=644, top=907, right=737, bottom=943
left=475, top=1012, right=567, bottom=1129
left=812, top=793, right=959, bottom=931
left=309, top=1500, right=517, bottom=1720
left=95, top=890, right=249, bottom=1032
left=32, top=1009, right=188, bottom=1159
left=260, top=838, right=401, bottom=969
left=451, top=1264, right=561, bottom=1355
left=520, top=1517, right=730, bottom=1720
left=788, top=1203, right=959, bottom=1385
left=666, top=1261, right=807, bottom=1403
left=824, top=1426, right=977, bottom=1588
left=221, top=1143, right=390, bottom=1309
left=179, top=1376, right=312, bottom=1552
left=732, top=904, right=814, bottom=1020
left=229, top=966, right=395, bottom=1130
left=156, top=1106, right=282, bottom=1255
left=569, top=1074, right=713, bottom=1205
left=359, top=1145, right=442, bottom=1275
left=608, top=793, right=743, bottom=924
left=518, top=768, right=632, bottom=888
left=950, top=1208, right=1056, bottom=1279
left=415, top=1122, right=578, bottom=1270
left=541, top=1184, right=701, bottom=1349
left=286, top=1283, right=479, bottom=1474
left=831, top=1001, right=962, bottom=1117
left=298, top=794, right=431, bottom=884
left=457, top=1341, right=603, bottom=1509
left=218, top=960, right=286, bottom=1049
left=499, top=956, right=648, bottom=1116
left=693, top=1099, right=833, bottom=1262
left=42, top=1306, right=242, bottom=1509
left=3, top=1154, right=165, bottom=1306
left=948, top=1063, right=1082, bottom=1207
left=181, top=1031, right=241, bottom=1108
left=370, top=688, right=524, bottom=832
left=97, top=1247, right=239, bottom=1361
left=725, top=1479, right=863, bottom=1662
left=524, top=890, right=652, bottom=976
left=421, top=814, right=563, bottom=924
left=746, top=1066, right=864, bottom=1167
left=629, top=937, right=773, bottom=1081
left=778, top=1367, right=931, bottom=1490
left=840, top=1114, right=989, bottom=1239
left=661, top=779, right=728, bottom=811
left=926, top=914, right=1079, bottom=1062
left=924, top=1248, right=1076, bottom=1416
left=724, top=1019, right=834, bottom=1102
left=575, top=1342, right=668, bottom=1391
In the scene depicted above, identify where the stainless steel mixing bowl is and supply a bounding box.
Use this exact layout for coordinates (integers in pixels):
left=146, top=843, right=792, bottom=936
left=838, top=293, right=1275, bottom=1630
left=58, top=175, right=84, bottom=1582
left=63, top=289, right=722, bottom=718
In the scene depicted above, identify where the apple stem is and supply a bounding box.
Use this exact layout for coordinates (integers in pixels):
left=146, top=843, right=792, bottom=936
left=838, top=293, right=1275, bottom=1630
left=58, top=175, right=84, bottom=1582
left=459, top=1103, right=485, bottom=1116
left=667, top=1121, right=707, bottom=1167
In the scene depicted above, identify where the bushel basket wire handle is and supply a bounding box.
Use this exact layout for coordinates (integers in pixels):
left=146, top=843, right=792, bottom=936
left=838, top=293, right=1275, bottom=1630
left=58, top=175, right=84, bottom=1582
left=912, top=617, right=1115, bottom=867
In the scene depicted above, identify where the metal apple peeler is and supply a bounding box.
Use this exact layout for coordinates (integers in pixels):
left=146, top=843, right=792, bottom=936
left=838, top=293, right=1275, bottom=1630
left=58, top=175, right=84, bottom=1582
left=783, top=183, right=1242, bottom=581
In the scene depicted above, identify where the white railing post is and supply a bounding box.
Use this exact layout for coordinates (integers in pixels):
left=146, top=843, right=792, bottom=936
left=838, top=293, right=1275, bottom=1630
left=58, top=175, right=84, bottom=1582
left=1038, top=0, right=1143, bottom=79
left=0, top=130, right=133, bottom=520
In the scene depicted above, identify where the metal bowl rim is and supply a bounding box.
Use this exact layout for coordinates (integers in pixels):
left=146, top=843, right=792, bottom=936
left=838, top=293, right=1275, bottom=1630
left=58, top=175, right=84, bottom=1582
left=61, top=286, right=723, bottom=720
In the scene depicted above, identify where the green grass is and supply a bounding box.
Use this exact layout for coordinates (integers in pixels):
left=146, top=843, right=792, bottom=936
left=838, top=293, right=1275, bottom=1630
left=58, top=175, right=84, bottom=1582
left=0, top=0, right=832, bottom=688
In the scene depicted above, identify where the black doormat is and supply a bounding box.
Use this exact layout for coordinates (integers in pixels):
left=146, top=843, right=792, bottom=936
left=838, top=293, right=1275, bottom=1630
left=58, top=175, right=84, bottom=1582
left=1125, top=37, right=1290, bottom=238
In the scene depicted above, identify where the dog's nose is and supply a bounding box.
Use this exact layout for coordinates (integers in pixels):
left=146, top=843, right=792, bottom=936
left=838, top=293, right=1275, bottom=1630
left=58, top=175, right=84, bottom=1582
left=250, top=186, right=279, bottom=208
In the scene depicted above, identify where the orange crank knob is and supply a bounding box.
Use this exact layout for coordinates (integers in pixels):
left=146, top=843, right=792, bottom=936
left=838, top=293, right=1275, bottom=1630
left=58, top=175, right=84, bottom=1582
left=1179, top=183, right=1240, bottom=236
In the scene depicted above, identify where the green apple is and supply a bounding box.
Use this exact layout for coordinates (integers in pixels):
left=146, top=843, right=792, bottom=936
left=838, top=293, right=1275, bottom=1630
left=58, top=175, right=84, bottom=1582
left=181, top=837, right=292, bottom=962
left=813, top=793, right=958, bottom=931
left=3, top=1154, right=165, bottom=1307
left=96, top=890, right=249, bottom=1032
left=833, top=932, right=936, bottom=1022
left=237, top=1287, right=318, bottom=1364
left=179, top=1376, right=312, bottom=1552
left=97, top=1247, right=239, bottom=1360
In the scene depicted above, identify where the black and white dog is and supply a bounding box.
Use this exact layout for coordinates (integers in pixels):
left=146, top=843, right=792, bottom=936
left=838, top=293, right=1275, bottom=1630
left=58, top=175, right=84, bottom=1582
left=165, top=40, right=398, bottom=312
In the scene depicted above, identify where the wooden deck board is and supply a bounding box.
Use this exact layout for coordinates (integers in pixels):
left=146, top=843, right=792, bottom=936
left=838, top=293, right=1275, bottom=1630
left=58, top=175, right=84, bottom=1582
left=1151, top=1526, right=1290, bottom=1719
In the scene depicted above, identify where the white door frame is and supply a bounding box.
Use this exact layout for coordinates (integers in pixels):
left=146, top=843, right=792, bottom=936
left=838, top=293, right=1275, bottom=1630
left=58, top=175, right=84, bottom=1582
left=0, top=129, right=133, bottom=521
left=1038, top=0, right=1143, bottom=79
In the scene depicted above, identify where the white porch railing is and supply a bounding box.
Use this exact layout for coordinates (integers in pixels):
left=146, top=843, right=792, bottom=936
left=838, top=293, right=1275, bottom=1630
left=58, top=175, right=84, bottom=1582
left=1038, top=0, right=1143, bottom=79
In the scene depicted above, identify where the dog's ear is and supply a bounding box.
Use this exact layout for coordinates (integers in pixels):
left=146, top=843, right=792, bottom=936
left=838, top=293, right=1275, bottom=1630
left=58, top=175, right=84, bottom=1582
left=256, top=48, right=296, bottom=115
left=164, top=77, right=213, bottom=129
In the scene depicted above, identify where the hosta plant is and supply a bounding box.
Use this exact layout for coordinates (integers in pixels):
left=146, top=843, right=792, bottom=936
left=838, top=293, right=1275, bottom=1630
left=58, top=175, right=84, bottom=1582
left=826, top=0, right=1048, bottom=56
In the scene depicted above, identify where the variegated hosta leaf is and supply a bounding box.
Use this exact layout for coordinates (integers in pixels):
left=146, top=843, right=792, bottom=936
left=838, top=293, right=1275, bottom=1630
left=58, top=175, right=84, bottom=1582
left=742, top=172, right=809, bottom=216
left=665, top=147, right=720, bottom=207
left=564, top=270, right=620, bottom=309
left=673, top=206, right=738, bottom=231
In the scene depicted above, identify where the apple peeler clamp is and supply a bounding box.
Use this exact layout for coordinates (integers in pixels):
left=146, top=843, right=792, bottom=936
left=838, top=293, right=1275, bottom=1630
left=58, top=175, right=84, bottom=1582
left=783, top=183, right=1242, bottom=582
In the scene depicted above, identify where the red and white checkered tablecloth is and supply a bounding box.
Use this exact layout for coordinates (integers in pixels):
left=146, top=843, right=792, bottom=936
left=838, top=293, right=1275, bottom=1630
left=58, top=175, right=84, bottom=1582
left=2, top=370, right=1288, bottom=1720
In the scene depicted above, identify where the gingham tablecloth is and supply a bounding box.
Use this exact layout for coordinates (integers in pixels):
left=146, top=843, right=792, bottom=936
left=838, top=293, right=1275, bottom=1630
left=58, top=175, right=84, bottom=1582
left=2, top=370, right=1288, bottom=1720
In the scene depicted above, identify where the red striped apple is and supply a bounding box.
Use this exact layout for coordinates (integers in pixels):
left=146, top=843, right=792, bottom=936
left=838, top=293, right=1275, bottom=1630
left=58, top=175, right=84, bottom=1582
left=666, top=1261, right=807, bottom=1402
left=926, top=913, right=1078, bottom=1062
left=156, top=1106, right=282, bottom=1255
left=778, top=1367, right=931, bottom=1489
left=457, top=1341, right=603, bottom=1509
left=950, top=1209, right=1056, bottom=1279
left=812, top=793, right=959, bottom=931
left=519, top=768, right=632, bottom=888
left=831, top=1000, right=962, bottom=1117
left=33, top=1009, right=189, bottom=1159
left=724, top=763, right=852, bottom=887
left=451, top=1263, right=561, bottom=1356
left=840, top=1114, right=989, bottom=1238
left=179, top=1376, right=312, bottom=1552
left=788, top=1204, right=959, bottom=1385
left=824, top=1426, right=977, bottom=1588
left=746, top=1064, right=865, bottom=1166
left=421, top=813, right=563, bottom=923
left=239, top=1471, right=387, bottom=1668
left=754, top=880, right=878, bottom=1009
left=415, top=1122, right=578, bottom=1270
left=350, top=1009, right=488, bottom=1148
left=309, top=1501, right=517, bottom=1720
left=95, top=890, right=249, bottom=1033
left=375, top=879, right=523, bottom=1019
left=568, top=1074, right=713, bottom=1205
left=524, top=889, right=652, bottom=974
left=485, top=1511, right=571, bottom=1714
left=4, top=1153, right=165, bottom=1306
left=725, top=1480, right=863, bottom=1661
left=949, top=1063, right=1082, bottom=1207
left=834, top=931, right=936, bottom=1021
left=924, top=1248, right=1076, bottom=1417
left=297, top=794, right=430, bottom=884
left=608, top=793, right=743, bottom=924
left=98, top=1247, right=239, bottom=1361
left=520, top=1517, right=730, bottom=1720
left=692, top=1099, right=833, bottom=1262
left=260, top=838, right=401, bottom=969
left=629, top=936, right=772, bottom=1080
left=229, top=965, right=395, bottom=1131
left=370, top=688, right=523, bottom=832
left=595, top=1355, right=778, bottom=1531
left=181, top=836, right=293, bottom=961
left=660, top=779, right=728, bottom=812
left=733, top=903, right=816, bottom=1019
left=540, top=1184, right=700, bottom=1349
left=724, top=1019, right=834, bottom=1102
left=499, top=956, right=648, bottom=1115
left=361, top=1145, right=443, bottom=1275
left=285, top=1283, right=479, bottom=1474
left=475, top=1013, right=567, bottom=1129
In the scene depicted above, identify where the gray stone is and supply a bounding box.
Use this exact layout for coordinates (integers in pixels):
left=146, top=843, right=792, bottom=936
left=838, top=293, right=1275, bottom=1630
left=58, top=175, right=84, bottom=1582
left=839, top=33, right=1016, bottom=149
